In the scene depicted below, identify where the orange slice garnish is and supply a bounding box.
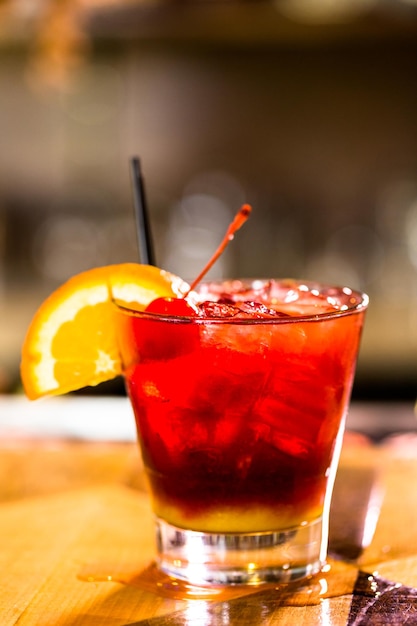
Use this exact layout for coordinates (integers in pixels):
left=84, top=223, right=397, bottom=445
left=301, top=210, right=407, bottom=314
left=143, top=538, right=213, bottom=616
left=20, top=263, right=189, bottom=400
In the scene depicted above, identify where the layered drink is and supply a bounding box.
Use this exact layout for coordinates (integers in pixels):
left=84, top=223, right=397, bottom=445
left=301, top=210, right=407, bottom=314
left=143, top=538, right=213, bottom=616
left=117, top=278, right=368, bottom=584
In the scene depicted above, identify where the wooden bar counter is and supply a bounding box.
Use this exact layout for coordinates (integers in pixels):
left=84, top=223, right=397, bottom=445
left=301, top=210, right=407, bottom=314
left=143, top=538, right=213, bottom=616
left=0, top=396, right=416, bottom=625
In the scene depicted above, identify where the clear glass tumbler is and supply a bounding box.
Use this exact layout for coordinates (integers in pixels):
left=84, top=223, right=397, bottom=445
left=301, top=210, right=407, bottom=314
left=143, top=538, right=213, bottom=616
left=116, top=279, right=368, bottom=585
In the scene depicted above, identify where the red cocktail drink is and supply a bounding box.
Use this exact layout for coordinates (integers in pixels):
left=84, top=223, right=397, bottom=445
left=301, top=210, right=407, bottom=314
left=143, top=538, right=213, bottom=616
left=118, top=279, right=368, bottom=584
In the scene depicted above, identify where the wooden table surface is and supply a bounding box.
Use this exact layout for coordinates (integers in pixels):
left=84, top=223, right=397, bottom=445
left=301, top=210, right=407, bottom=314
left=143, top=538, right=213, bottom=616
left=1, top=398, right=417, bottom=625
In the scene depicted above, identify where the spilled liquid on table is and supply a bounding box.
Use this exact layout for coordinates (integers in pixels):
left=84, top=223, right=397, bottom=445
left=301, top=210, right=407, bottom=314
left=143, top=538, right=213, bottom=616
left=78, top=557, right=359, bottom=604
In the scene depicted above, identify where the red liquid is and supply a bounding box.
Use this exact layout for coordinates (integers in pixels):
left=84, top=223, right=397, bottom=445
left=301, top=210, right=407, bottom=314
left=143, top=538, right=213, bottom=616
left=120, top=280, right=367, bottom=533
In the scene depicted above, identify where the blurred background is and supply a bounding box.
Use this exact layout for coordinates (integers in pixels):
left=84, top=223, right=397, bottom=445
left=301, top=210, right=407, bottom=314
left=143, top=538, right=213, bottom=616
left=0, top=0, right=416, bottom=401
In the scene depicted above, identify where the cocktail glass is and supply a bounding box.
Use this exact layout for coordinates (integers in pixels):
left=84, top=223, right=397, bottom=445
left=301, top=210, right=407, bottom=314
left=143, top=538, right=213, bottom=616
left=116, top=278, right=368, bottom=586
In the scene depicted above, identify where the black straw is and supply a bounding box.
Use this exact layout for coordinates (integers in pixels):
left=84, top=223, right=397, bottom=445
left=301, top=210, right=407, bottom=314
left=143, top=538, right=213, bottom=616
left=130, top=156, right=156, bottom=266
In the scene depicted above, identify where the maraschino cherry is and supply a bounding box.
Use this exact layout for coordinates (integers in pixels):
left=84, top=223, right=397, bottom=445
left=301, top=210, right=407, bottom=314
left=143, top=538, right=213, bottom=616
left=128, top=204, right=252, bottom=362
left=145, top=296, right=196, bottom=317
left=145, top=203, right=252, bottom=315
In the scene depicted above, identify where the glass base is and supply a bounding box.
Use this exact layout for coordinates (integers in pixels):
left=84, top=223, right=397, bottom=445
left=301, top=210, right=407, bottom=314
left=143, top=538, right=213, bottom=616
left=155, top=517, right=325, bottom=586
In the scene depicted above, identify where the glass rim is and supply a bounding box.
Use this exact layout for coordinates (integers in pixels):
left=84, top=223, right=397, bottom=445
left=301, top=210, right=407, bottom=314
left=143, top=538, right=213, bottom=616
left=114, top=278, right=369, bottom=325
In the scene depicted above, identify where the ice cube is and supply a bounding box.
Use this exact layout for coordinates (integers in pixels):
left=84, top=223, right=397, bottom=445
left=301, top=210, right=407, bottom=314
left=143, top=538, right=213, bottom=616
left=236, top=301, right=292, bottom=319
left=197, top=301, right=241, bottom=318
